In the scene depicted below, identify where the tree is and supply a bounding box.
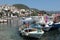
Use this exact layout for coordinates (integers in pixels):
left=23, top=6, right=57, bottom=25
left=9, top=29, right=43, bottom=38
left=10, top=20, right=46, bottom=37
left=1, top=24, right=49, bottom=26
left=0, top=12, right=4, bottom=18
left=30, top=8, right=40, bottom=16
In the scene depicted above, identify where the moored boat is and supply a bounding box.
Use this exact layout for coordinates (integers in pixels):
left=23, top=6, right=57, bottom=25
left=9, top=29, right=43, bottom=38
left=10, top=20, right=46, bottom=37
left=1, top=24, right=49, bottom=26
left=19, top=27, right=44, bottom=38
left=18, top=21, right=44, bottom=38
left=0, top=19, right=7, bottom=23
left=50, top=22, right=60, bottom=30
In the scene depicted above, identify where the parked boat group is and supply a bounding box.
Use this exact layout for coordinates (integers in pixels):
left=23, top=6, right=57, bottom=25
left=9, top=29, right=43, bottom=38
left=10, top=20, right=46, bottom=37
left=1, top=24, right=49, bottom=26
left=18, top=13, right=60, bottom=38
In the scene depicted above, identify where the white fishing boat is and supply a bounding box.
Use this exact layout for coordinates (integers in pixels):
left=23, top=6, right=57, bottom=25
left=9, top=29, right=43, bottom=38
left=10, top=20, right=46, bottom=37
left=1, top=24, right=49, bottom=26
left=42, top=21, right=53, bottom=31
left=42, top=21, right=60, bottom=31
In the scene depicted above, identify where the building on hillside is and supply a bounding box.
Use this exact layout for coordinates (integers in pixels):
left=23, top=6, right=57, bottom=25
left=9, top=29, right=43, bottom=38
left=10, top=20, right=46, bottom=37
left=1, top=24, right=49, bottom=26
left=19, top=9, right=31, bottom=17
left=0, top=4, right=32, bottom=17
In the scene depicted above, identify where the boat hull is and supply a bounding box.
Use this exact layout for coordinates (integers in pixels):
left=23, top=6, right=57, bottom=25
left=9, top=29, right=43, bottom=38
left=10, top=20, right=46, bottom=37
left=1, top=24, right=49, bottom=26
left=50, top=23, right=60, bottom=30
left=19, top=31, right=44, bottom=38
left=19, top=28, right=44, bottom=38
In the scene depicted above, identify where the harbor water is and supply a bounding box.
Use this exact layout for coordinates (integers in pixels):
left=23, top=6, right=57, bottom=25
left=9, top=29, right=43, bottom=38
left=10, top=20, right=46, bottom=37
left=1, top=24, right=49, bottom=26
left=0, top=18, right=60, bottom=40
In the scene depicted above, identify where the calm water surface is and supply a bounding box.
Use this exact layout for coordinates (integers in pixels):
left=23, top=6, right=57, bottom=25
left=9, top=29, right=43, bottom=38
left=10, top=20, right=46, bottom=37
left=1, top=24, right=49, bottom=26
left=0, top=18, right=60, bottom=40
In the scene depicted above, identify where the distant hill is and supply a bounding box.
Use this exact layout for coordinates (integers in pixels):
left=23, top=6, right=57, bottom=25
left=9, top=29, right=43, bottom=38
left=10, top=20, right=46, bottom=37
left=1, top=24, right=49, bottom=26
left=13, top=4, right=60, bottom=16
left=30, top=8, right=40, bottom=16
left=46, top=11, right=60, bottom=14
left=31, top=8, right=40, bottom=13
left=13, top=4, right=30, bottom=9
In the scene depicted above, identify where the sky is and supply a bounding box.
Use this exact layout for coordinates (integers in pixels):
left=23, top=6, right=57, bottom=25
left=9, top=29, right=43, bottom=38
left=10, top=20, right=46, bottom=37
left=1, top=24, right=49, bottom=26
left=0, top=0, right=60, bottom=11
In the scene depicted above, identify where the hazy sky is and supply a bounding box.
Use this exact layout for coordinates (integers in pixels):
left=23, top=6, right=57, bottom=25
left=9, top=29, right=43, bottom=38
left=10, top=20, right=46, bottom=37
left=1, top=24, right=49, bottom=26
left=0, top=0, right=60, bottom=11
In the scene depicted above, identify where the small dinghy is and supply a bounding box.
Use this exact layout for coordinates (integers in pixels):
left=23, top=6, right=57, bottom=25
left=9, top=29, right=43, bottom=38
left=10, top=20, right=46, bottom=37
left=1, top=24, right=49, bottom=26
left=19, top=20, right=44, bottom=38
left=19, top=28, right=44, bottom=38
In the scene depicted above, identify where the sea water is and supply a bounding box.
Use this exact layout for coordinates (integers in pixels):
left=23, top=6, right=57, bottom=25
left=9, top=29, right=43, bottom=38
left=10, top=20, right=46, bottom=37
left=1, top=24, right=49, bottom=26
left=0, top=18, right=60, bottom=40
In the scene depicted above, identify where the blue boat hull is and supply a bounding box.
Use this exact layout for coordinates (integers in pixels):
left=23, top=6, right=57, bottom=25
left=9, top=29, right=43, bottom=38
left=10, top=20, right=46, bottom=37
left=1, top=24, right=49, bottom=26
left=52, top=24, right=60, bottom=28
left=50, top=23, right=60, bottom=30
left=42, top=23, right=60, bottom=31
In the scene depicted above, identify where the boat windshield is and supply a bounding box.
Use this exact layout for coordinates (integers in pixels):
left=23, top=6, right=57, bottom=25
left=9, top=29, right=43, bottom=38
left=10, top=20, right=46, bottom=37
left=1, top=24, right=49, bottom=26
left=24, top=28, right=37, bottom=32
left=29, top=23, right=42, bottom=29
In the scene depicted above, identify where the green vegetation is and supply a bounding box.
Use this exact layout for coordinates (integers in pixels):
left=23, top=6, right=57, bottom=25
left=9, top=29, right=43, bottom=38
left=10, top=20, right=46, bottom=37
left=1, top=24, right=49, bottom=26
left=13, top=4, right=48, bottom=16
left=13, top=4, right=29, bottom=9
left=31, top=8, right=40, bottom=16
left=0, top=12, right=4, bottom=18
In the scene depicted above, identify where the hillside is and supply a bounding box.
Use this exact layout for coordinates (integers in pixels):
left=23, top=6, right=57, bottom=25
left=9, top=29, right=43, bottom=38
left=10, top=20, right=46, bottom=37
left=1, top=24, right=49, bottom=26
left=13, top=4, right=30, bottom=9
left=12, top=4, right=60, bottom=16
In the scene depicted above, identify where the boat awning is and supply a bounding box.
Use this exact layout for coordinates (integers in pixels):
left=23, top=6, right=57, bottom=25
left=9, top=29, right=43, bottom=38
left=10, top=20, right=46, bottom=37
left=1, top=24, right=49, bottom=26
left=53, top=14, right=60, bottom=23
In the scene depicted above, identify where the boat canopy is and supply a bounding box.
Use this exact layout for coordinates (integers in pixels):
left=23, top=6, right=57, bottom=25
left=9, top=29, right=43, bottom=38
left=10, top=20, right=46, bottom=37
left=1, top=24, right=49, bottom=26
left=21, top=17, right=33, bottom=24
left=53, top=14, right=60, bottom=23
